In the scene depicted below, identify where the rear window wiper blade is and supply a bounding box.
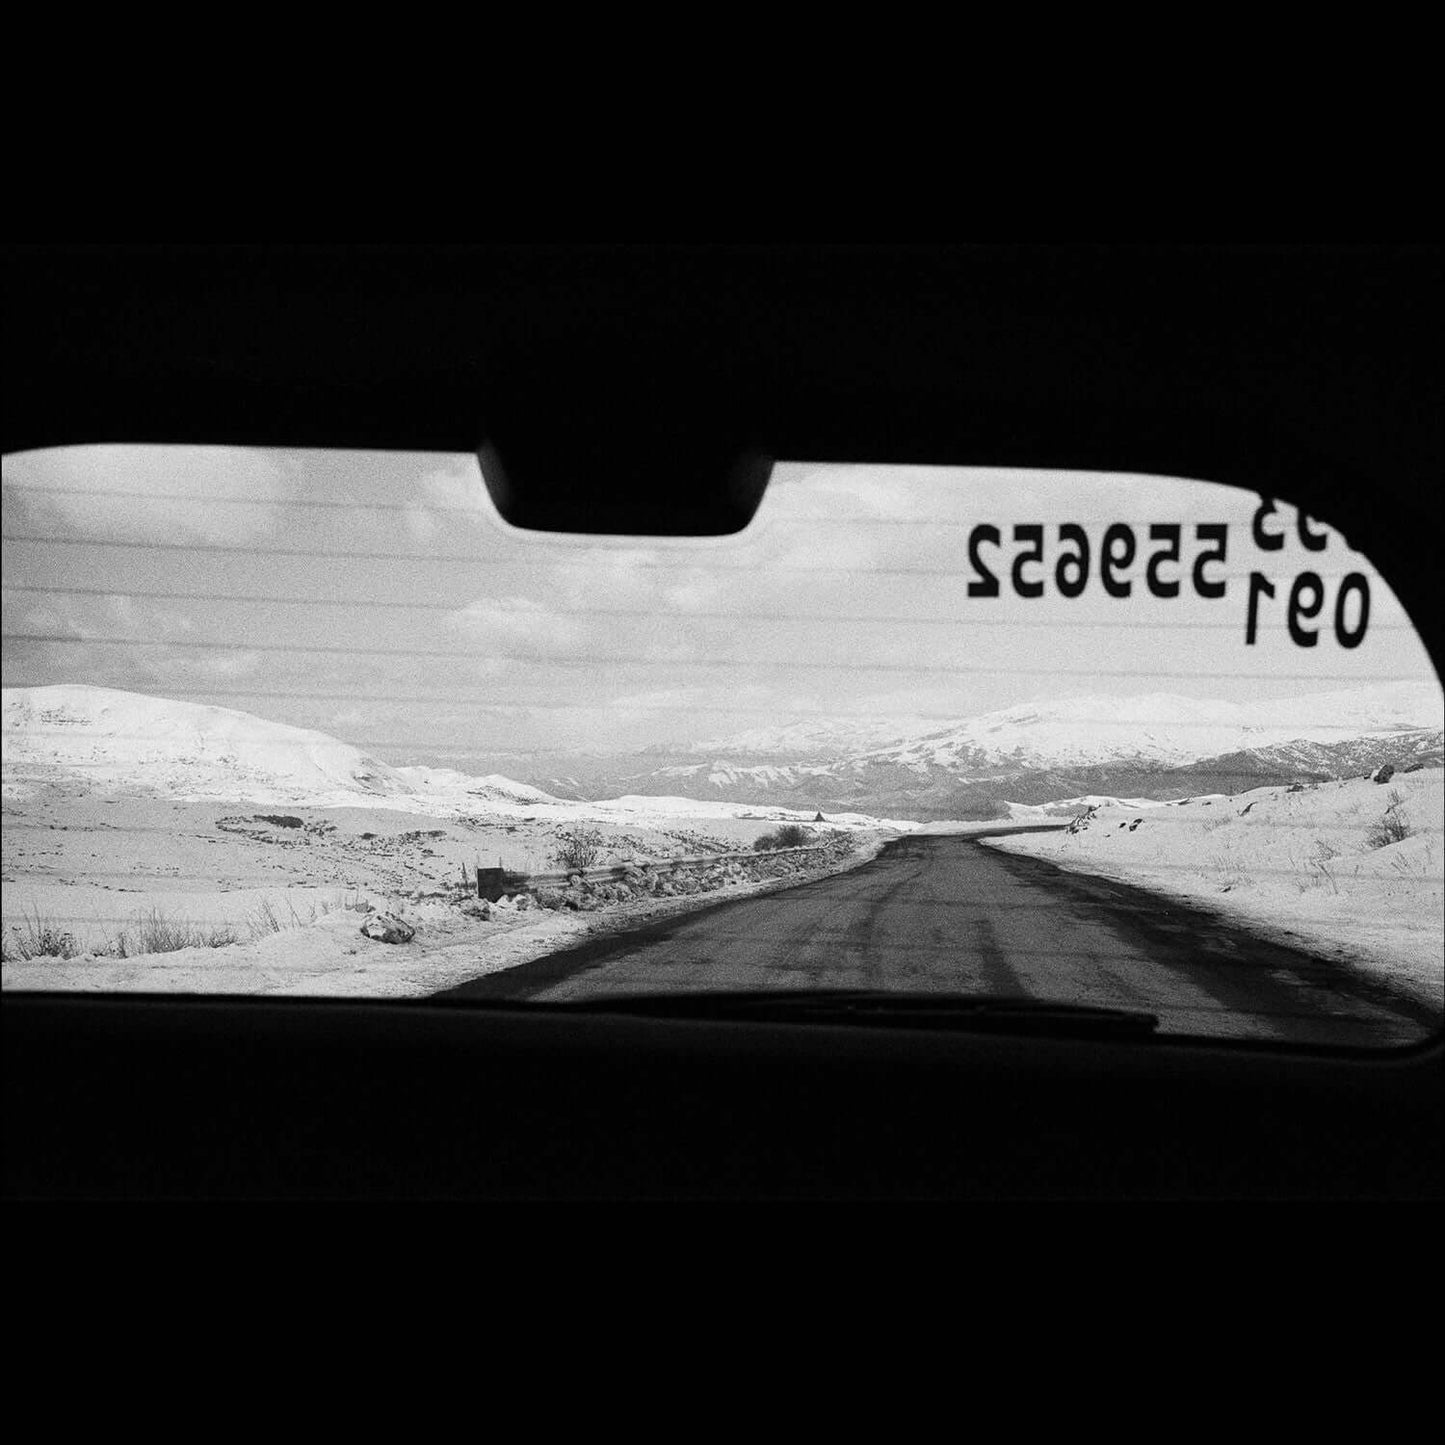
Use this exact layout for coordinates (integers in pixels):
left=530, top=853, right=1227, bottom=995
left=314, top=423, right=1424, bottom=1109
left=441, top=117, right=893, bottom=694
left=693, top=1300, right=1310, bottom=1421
left=515, top=989, right=1161, bottom=1038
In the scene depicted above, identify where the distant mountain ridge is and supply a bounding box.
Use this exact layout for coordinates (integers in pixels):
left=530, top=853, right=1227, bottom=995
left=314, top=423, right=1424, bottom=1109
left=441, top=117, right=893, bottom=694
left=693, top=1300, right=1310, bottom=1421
left=5, top=681, right=1440, bottom=821
left=524, top=683, right=1444, bottom=818
left=534, top=732, right=1443, bottom=820
left=687, top=716, right=945, bottom=757
left=686, top=684, right=1444, bottom=768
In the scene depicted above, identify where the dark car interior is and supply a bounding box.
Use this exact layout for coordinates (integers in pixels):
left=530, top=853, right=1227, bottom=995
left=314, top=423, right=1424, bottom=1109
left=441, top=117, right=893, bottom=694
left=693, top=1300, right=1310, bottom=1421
left=4, top=243, right=1441, bottom=1200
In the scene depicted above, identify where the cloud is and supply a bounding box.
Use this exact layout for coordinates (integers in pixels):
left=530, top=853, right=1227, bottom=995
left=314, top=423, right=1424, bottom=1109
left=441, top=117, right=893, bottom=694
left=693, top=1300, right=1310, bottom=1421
left=440, top=546, right=732, bottom=674
left=403, top=461, right=495, bottom=542
left=2, top=591, right=260, bottom=701
left=16, top=604, right=82, bottom=639
left=608, top=684, right=715, bottom=711
left=608, top=681, right=780, bottom=715
left=445, top=595, right=581, bottom=655
left=758, top=527, right=881, bottom=578
left=763, top=464, right=921, bottom=521
left=186, top=651, right=264, bottom=680
left=14, top=592, right=193, bottom=643
left=4, top=444, right=287, bottom=546
left=546, top=548, right=665, bottom=611
left=539, top=547, right=727, bottom=616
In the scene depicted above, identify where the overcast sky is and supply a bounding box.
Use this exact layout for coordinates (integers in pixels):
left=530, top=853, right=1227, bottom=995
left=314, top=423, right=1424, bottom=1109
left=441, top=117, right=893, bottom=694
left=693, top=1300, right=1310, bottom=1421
left=2, top=447, right=1439, bottom=766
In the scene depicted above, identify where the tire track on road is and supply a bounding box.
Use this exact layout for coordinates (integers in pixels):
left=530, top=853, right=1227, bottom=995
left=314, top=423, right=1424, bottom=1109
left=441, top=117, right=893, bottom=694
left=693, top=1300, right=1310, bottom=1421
left=434, top=832, right=1438, bottom=1046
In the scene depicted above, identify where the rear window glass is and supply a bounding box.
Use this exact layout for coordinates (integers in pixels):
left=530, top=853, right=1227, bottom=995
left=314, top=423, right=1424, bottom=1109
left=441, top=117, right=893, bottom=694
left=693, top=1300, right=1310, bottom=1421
left=3, top=446, right=1441, bottom=1046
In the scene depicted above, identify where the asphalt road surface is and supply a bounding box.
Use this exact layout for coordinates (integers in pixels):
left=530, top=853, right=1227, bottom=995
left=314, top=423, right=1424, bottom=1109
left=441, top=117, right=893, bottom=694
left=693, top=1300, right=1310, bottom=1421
left=436, top=831, right=1438, bottom=1046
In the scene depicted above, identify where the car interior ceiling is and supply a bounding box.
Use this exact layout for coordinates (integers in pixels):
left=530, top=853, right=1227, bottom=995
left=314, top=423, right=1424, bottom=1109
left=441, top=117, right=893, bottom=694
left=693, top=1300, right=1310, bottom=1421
left=3, top=244, right=1441, bottom=1200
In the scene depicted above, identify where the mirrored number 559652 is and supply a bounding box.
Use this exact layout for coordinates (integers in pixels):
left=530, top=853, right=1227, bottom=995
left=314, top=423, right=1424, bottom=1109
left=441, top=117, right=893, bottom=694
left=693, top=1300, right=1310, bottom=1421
left=966, top=522, right=1227, bottom=600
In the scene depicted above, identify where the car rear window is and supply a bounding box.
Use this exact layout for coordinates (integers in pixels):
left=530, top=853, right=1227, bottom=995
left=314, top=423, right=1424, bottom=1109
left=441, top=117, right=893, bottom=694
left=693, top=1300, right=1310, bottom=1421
left=2, top=446, right=1440, bottom=1046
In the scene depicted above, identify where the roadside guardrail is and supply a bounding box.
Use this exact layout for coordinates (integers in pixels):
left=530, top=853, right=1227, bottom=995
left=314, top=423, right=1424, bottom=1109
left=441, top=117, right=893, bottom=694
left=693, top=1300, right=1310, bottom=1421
left=470, top=844, right=838, bottom=901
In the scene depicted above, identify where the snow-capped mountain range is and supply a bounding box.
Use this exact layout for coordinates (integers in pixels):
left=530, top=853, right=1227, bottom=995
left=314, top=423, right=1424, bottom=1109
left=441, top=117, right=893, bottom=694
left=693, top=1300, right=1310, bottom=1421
left=686, top=716, right=945, bottom=757
left=534, top=682, right=1444, bottom=817
left=4, top=680, right=1441, bottom=821
left=0, top=685, right=889, bottom=828
left=685, top=684, right=1444, bottom=770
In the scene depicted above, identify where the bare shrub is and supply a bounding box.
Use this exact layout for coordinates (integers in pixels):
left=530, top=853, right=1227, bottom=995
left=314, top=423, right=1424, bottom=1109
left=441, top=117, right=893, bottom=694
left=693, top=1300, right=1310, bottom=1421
left=246, top=895, right=326, bottom=940
left=1210, top=852, right=1248, bottom=891
left=249, top=898, right=285, bottom=936
left=1306, top=839, right=1340, bottom=893
left=109, top=908, right=238, bottom=957
left=3, top=906, right=238, bottom=963
left=1365, top=791, right=1412, bottom=849
left=774, top=824, right=811, bottom=848
left=551, top=828, right=604, bottom=871
left=3, top=909, right=80, bottom=962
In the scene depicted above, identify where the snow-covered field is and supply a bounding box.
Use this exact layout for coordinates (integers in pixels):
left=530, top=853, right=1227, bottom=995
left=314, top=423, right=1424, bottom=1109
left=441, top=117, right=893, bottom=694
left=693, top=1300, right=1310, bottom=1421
left=983, top=769, right=1445, bottom=1009
left=0, top=805, right=895, bottom=997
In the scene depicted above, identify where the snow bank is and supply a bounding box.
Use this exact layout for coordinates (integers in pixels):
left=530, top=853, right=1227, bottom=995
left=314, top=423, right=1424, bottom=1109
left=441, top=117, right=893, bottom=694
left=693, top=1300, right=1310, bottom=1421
left=983, top=770, right=1444, bottom=1008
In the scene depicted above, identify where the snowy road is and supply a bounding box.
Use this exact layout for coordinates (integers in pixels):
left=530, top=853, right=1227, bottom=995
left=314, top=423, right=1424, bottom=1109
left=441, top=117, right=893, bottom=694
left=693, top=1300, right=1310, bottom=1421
left=435, top=830, right=1437, bottom=1046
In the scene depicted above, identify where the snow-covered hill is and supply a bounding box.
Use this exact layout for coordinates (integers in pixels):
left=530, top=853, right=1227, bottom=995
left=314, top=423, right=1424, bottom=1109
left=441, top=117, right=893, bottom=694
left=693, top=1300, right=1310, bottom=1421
left=0, top=685, right=583, bottom=812
left=2, top=685, right=416, bottom=803
left=393, top=765, right=567, bottom=807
